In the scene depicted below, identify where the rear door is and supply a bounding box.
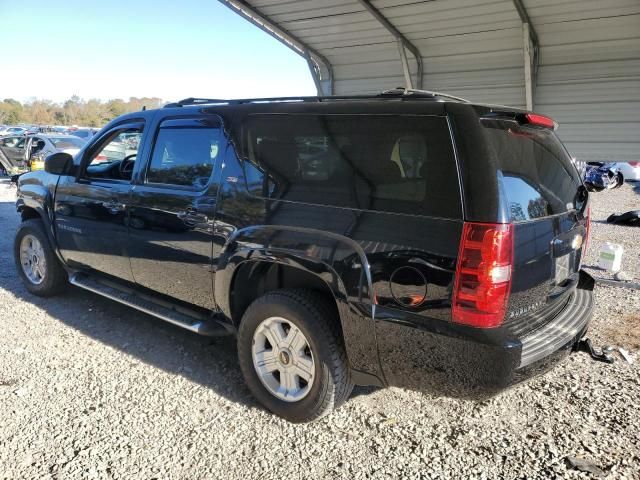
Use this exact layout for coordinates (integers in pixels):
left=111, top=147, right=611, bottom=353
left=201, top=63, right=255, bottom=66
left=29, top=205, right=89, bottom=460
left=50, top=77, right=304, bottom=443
left=480, top=118, right=587, bottom=324
left=127, top=116, right=223, bottom=310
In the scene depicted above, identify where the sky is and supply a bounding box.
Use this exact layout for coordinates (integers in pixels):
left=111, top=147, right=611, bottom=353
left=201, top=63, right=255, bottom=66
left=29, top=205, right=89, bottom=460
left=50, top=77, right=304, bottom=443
left=0, top=0, right=316, bottom=103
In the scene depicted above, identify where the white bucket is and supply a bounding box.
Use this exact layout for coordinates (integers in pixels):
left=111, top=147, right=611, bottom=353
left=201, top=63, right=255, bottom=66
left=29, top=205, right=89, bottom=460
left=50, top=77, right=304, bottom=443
left=597, top=242, right=624, bottom=272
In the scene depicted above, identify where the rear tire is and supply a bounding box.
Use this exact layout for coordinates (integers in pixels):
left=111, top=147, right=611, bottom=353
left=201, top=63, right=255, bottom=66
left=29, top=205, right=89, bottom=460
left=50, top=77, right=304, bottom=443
left=237, top=289, right=353, bottom=422
left=14, top=219, right=68, bottom=296
left=615, top=172, right=624, bottom=188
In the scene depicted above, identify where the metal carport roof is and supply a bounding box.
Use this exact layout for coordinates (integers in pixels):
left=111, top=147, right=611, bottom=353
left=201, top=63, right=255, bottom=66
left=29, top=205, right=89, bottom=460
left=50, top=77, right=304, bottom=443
left=220, top=0, right=640, bottom=162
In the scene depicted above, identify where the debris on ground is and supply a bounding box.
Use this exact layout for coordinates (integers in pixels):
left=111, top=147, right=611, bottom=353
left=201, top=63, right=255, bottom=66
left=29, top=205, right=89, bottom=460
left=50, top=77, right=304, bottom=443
left=564, top=456, right=606, bottom=477
left=618, top=348, right=634, bottom=364
left=613, top=271, right=631, bottom=282
left=607, top=209, right=640, bottom=226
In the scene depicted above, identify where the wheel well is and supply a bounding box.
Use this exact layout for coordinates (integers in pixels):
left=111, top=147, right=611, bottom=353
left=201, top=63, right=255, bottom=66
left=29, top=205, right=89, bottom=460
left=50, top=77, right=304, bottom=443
left=20, top=207, right=40, bottom=222
left=230, top=261, right=340, bottom=326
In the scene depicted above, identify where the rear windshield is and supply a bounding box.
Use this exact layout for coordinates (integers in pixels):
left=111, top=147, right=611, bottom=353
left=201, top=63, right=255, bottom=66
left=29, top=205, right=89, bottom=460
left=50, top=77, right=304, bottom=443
left=482, top=121, right=582, bottom=221
left=243, top=114, right=462, bottom=218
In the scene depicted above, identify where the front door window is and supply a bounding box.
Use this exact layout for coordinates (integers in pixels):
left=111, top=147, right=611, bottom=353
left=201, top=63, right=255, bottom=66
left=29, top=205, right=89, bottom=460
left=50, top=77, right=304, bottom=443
left=85, top=128, right=142, bottom=181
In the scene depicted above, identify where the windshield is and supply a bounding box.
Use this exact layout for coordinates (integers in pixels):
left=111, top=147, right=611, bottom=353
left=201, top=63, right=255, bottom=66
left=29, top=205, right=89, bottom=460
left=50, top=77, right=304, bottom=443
left=50, top=137, right=85, bottom=149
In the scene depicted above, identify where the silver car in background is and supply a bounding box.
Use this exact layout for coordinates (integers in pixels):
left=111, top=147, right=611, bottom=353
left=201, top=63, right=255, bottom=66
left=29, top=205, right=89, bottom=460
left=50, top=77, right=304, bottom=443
left=24, top=134, right=87, bottom=170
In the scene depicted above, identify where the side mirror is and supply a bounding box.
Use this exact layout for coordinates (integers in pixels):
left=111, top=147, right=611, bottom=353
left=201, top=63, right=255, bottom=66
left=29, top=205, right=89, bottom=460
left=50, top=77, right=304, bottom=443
left=44, top=152, right=74, bottom=175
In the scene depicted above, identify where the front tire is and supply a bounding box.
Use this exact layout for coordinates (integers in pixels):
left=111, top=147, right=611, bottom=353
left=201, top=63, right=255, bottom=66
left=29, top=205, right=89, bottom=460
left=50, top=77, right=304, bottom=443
left=237, top=289, right=353, bottom=422
left=14, top=219, right=68, bottom=296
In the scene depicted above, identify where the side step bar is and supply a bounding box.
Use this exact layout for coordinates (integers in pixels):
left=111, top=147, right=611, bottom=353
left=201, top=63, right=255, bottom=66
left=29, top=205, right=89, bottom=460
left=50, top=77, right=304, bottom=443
left=69, top=273, right=233, bottom=337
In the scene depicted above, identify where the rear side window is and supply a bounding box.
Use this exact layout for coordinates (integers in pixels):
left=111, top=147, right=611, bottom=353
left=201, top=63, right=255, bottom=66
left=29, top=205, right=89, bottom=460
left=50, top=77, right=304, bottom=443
left=147, top=117, right=223, bottom=189
left=243, top=114, right=461, bottom=218
left=481, top=121, right=582, bottom=221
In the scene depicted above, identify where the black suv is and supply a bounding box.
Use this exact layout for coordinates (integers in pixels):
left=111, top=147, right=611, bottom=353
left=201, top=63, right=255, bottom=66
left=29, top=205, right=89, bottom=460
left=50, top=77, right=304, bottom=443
left=14, top=90, right=593, bottom=422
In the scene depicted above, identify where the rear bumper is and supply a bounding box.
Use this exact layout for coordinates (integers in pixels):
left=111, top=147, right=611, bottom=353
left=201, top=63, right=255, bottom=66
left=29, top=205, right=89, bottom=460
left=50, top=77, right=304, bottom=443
left=374, top=272, right=594, bottom=399
left=518, top=281, right=593, bottom=367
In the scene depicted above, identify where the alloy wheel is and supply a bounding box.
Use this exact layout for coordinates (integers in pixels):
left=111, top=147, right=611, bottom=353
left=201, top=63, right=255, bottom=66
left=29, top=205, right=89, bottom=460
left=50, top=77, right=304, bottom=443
left=19, top=234, right=47, bottom=285
left=252, top=316, right=316, bottom=402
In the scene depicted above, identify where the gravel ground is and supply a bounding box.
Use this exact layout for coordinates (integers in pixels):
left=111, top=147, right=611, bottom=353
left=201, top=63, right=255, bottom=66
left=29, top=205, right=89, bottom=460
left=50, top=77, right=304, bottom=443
left=1, top=178, right=639, bottom=480
left=583, top=182, right=640, bottom=285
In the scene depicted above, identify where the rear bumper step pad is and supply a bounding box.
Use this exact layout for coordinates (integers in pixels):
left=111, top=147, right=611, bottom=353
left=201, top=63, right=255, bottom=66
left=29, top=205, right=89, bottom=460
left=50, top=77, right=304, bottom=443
left=519, top=285, right=593, bottom=367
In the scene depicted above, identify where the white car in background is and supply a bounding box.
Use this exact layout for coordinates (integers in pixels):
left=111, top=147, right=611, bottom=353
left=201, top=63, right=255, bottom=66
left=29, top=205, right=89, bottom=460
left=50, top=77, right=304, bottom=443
left=0, top=126, right=27, bottom=136
left=612, top=162, right=640, bottom=181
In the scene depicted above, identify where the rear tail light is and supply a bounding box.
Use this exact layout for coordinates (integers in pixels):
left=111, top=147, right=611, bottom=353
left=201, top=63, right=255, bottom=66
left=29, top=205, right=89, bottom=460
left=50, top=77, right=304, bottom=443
left=523, top=113, right=557, bottom=130
left=628, top=162, right=640, bottom=167
left=95, top=154, right=107, bottom=163
left=452, top=222, right=514, bottom=328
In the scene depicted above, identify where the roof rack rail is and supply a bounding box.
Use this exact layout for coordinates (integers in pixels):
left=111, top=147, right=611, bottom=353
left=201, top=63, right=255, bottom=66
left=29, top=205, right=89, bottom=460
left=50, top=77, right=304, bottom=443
left=163, top=97, right=230, bottom=108
left=381, top=87, right=469, bottom=103
left=163, top=96, right=322, bottom=108
left=163, top=88, right=469, bottom=108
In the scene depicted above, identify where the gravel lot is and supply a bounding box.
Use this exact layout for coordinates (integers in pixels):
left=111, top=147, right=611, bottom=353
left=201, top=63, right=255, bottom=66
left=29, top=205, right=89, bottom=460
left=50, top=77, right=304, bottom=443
left=1, top=178, right=639, bottom=479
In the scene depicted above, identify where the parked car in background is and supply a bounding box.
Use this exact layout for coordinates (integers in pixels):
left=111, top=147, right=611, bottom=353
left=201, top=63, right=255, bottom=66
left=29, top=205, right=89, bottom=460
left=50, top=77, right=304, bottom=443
left=23, top=134, right=86, bottom=171
left=98, top=133, right=139, bottom=162
left=0, top=126, right=27, bottom=136
left=0, top=135, right=28, bottom=174
left=584, top=162, right=623, bottom=191
left=68, top=128, right=99, bottom=141
left=611, top=161, right=640, bottom=182
left=13, top=91, right=593, bottom=422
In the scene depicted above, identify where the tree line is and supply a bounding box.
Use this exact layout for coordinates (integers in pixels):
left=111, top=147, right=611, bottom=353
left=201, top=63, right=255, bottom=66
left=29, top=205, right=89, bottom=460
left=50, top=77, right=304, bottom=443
left=0, top=96, right=164, bottom=127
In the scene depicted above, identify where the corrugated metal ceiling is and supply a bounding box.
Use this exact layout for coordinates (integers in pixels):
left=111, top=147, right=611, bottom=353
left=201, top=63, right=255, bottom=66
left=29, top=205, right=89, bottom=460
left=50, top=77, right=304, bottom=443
left=222, top=0, right=640, bottom=161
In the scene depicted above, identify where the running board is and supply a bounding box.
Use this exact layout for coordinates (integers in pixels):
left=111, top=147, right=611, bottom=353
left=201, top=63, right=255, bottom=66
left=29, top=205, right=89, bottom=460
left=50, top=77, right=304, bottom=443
left=69, top=273, right=233, bottom=336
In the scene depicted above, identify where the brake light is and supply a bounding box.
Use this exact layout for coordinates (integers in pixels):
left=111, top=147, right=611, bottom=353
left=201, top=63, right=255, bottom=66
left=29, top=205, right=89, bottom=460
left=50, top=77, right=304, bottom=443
left=523, top=113, right=557, bottom=130
left=628, top=162, right=640, bottom=167
left=452, top=223, right=514, bottom=328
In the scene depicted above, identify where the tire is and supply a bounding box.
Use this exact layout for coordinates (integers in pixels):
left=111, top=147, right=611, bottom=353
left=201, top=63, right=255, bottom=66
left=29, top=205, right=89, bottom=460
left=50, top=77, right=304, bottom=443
left=614, top=173, right=624, bottom=188
left=14, top=219, right=68, bottom=296
left=237, top=289, right=353, bottom=423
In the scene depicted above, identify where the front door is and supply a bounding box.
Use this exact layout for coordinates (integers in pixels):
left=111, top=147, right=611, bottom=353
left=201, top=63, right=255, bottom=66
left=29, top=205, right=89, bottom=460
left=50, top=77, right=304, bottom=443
left=54, top=123, right=145, bottom=282
left=127, top=116, right=223, bottom=310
